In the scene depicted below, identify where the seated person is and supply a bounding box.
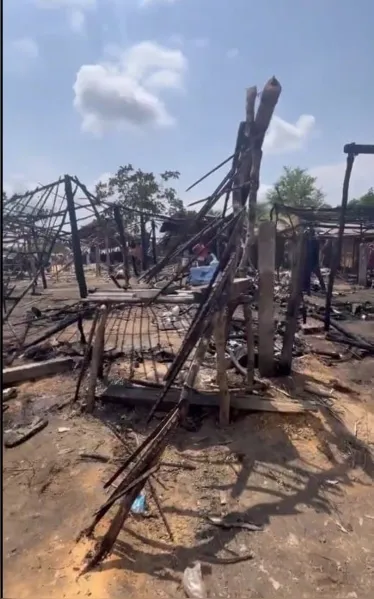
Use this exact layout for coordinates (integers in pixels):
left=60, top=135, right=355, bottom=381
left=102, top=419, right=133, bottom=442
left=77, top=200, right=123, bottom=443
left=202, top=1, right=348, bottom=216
left=192, top=242, right=210, bottom=265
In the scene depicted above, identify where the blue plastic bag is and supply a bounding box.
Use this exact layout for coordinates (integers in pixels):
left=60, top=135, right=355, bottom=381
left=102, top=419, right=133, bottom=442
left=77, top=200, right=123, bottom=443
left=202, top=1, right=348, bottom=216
left=131, top=491, right=146, bottom=514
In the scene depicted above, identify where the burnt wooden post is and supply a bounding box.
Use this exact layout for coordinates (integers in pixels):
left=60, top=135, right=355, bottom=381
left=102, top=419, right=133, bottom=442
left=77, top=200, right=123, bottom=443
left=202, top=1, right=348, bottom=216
left=105, top=230, right=110, bottom=269
left=31, top=227, right=48, bottom=289
left=279, top=231, right=306, bottom=375
left=140, top=213, right=147, bottom=271
left=324, top=152, right=355, bottom=330
left=358, top=243, right=368, bottom=286
left=86, top=304, right=109, bottom=412
left=95, top=246, right=101, bottom=277
left=239, top=79, right=282, bottom=272
left=151, top=220, right=157, bottom=265
left=258, top=220, right=276, bottom=377
left=28, top=242, right=38, bottom=294
left=64, top=174, right=87, bottom=298
left=113, top=205, right=130, bottom=286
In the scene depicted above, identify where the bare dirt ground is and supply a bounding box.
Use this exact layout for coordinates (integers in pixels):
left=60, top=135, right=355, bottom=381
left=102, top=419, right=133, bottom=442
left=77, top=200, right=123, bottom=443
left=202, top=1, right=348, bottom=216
left=4, top=354, right=374, bottom=599
left=3, top=273, right=374, bottom=598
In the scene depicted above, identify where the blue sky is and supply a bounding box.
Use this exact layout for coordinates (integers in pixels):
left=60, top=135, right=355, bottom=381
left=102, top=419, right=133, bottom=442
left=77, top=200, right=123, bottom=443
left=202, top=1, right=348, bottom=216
left=4, top=0, right=374, bottom=206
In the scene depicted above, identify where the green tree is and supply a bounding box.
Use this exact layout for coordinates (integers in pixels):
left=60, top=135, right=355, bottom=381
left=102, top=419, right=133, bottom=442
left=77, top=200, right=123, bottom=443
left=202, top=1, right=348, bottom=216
left=349, top=187, right=374, bottom=208
left=95, top=164, right=183, bottom=231
left=266, top=166, right=325, bottom=210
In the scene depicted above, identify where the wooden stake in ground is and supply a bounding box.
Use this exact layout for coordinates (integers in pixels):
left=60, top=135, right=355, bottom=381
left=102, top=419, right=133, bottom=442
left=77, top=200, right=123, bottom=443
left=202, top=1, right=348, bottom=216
left=86, top=304, right=109, bottom=412
left=73, top=310, right=100, bottom=403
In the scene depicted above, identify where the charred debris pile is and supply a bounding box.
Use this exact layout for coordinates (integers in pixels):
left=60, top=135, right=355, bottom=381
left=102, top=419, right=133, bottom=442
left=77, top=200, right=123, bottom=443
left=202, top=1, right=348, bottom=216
left=3, top=78, right=374, bottom=572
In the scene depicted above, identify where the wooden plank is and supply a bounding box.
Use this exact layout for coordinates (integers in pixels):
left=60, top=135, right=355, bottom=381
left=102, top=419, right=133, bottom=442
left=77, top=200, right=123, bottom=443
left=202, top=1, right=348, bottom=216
left=83, top=278, right=252, bottom=306
left=258, top=221, right=276, bottom=377
left=83, top=294, right=198, bottom=305
left=358, top=243, right=368, bottom=286
left=3, top=357, right=75, bottom=385
left=101, top=384, right=317, bottom=413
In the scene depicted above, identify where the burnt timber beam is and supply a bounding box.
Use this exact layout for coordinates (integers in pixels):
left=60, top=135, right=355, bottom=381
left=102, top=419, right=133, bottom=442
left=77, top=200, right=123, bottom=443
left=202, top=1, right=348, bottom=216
left=344, top=143, right=374, bottom=155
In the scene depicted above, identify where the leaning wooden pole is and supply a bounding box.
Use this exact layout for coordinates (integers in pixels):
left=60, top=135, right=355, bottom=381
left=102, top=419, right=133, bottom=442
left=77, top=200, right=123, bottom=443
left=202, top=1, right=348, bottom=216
left=64, top=175, right=87, bottom=298
left=324, top=152, right=355, bottom=331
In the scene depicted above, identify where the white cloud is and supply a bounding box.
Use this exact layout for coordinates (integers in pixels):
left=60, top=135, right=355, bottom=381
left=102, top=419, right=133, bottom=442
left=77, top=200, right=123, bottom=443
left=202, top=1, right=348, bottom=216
left=310, top=154, right=374, bottom=205
left=226, top=48, right=239, bottom=59
left=264, top=114, right=316, bottom=154
left=36, top=0, right=95, bottom=32
left=73, top=41, right=188, bottom=135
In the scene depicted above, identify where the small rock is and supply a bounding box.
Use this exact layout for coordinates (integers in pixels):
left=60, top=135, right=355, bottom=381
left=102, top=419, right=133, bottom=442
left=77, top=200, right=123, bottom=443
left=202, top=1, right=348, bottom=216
left=57, top=427, right=70, bottom=433
left=287, top=533, right=299, bottom=546
left=269, top=578, right=281, bottom=591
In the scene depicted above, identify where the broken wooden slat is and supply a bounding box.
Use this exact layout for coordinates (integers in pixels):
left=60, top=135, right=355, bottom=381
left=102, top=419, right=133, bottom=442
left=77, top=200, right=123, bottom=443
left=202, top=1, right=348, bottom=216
left=100, top=384, right=317, bottom=413
left=4, top=417, right=49, bottom=448
left=3, top=357, right=75, bottom=385
left=83, top=294, right=198, bottom=305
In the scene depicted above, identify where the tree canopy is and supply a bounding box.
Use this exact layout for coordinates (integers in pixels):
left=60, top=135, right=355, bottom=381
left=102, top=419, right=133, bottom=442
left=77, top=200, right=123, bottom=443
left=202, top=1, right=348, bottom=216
left=349, top=187, right=374, bottom=208
left=266, top=166, right=325, bottom=210
left=95, top=164, right=184, bottom=231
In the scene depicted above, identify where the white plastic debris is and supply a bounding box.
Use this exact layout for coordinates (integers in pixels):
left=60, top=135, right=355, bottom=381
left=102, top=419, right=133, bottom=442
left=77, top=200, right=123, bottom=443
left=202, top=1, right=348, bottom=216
left=182, top=562, right=207, bottom=598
